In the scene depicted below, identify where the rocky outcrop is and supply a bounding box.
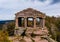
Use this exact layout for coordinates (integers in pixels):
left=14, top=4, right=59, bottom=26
left=11, top=27, right=57, bottom=42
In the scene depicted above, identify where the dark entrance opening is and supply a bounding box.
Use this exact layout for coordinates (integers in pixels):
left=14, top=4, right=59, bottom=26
left=18, top=17, right=24, bottom=27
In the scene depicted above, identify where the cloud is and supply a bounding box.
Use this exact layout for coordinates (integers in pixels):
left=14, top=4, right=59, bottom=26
left=0, top=0, right=60, bottom=20
left=0, top=0, right=53, bottom=9
left=51, top=0, right=60, bottom=4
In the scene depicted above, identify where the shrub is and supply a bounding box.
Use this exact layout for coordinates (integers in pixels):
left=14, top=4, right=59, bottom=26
left=0, top=30, right=11, bottom=42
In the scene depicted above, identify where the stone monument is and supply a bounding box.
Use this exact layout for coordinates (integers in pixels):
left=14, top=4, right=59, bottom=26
left=14, top=8, right=57, bottom=42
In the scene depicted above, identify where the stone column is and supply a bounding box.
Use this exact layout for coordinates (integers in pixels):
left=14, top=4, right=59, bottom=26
left=34, top=17, right=36, bottom=28
left=16, top=17, right=18, bottom=27
left=25, top=17, right=27, bottom=28
left=15, top=17, right=19, bottom=35
left=42, top=18, right=45, bottom=28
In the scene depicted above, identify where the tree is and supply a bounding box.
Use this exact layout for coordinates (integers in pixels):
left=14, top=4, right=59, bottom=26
left=50, top=24, right=57, bottom=41
left=7, top=21, right=15, bottom=36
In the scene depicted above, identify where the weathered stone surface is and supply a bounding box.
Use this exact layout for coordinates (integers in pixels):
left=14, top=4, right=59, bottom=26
left=9, top=36, right=57, bottom=42
left=25, top=27, right=49, bottom=36
left=15, top=8, right=46, bottom=32
left=15, top=28, right=26, bottom=36
left=24, top=36, right=32, bottom=42
left=24, top=36, right=48, bottom=42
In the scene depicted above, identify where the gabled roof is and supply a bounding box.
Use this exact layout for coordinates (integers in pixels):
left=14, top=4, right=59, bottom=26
left=15, top=8, right=45, bottom=15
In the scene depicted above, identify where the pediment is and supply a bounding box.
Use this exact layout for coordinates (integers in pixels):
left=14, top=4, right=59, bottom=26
left=15, top=8, right=45, bottom=18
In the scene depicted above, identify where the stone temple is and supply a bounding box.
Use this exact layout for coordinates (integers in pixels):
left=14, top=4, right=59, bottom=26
left=14, top=8, right=57, bottom=42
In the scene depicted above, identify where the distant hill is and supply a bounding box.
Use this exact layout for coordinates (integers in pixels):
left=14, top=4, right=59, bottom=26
left=0, top=20, right=14, bottom=24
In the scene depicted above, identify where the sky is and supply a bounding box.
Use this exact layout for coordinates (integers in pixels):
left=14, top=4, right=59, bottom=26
left=0, top=0, right=60, bottom=20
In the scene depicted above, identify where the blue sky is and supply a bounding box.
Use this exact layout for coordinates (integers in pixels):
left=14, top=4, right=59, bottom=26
left=0, top=0, right=60, bottom=20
